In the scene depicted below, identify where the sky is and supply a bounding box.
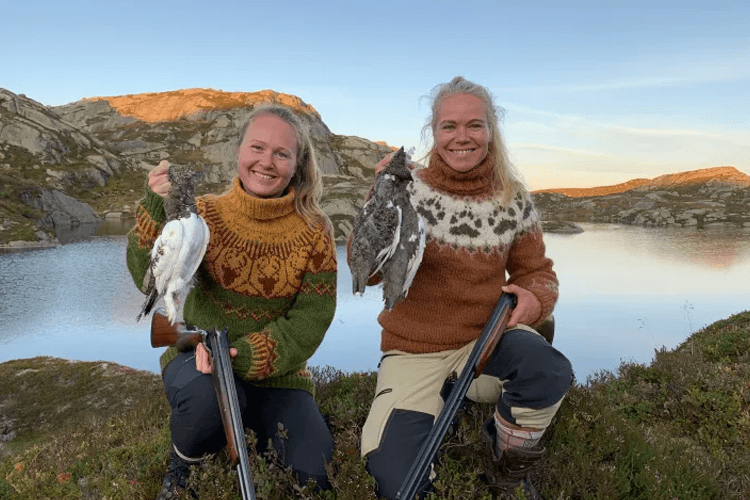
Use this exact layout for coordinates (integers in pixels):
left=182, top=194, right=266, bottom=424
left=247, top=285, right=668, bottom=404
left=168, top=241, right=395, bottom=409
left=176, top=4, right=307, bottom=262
left=3, top=0, right=749, bottom=190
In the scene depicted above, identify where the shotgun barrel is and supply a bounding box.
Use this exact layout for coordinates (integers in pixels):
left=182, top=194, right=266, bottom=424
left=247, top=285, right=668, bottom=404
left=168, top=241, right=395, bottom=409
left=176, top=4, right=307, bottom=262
left=396, top=293, right=517, bottom=500
left=205, top=326, right=257, bottom=500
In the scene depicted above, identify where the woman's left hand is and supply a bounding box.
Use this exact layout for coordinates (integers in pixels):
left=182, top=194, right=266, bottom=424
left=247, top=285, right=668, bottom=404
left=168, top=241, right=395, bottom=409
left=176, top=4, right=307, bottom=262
left=195, top=342, right=238, bottom=375
left=501, top=284, right=542, bottom=328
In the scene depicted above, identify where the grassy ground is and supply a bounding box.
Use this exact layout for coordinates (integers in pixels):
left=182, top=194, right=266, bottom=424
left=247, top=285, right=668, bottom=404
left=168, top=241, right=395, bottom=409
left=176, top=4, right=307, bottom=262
left=1, top=311, right=748, bottom=500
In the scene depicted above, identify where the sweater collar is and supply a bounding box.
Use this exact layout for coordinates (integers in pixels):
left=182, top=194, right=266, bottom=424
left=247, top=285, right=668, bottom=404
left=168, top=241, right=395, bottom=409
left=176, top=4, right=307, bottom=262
left=419, top=149, right=496, bottom=197
left=224, top=177, right=296, bottom=220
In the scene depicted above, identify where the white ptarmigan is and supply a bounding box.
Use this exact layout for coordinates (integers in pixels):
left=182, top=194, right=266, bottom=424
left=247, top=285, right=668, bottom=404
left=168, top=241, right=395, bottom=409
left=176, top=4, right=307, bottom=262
left=350, top=147, right=425, bottom=310
left=136, top=164, right=210, bottom=325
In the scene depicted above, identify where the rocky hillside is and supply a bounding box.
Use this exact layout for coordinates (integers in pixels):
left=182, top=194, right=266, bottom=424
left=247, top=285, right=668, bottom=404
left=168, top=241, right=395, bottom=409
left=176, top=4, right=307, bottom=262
left=532, top=166, right=750, bottom=228
left=0, top=89, right=140, bottom=246
left=2, top=86, right=748, bottom=248
left=0, top=87, right=393, bottom=246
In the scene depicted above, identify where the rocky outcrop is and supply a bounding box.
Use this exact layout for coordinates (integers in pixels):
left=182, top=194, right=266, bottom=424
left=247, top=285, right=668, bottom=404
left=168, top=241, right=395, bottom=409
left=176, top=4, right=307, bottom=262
left=82, top=88, right=320, bottom=122
left=52, top=89, right=397, bottom=241
left=0, top=89, right=138, bottom=245
left=53, top=88, right=389, bottom=183
left=533, top=167, right=750, bottom=229
left=19, top=187, right=100, bottom=228
left=1, top=87, right=396, bottom=245
left=540, top=220, right=584, bottom=234
left=535, top=167, right=750, bottom=198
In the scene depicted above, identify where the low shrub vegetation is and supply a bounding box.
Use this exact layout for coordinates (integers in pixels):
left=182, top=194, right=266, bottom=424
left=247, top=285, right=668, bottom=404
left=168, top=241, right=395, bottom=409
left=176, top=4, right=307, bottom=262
left=1, top=311, right=748, bottom=499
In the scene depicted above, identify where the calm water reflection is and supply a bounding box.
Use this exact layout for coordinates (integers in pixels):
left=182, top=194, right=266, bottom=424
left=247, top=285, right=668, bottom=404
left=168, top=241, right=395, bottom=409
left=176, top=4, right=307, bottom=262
left=0, top=223, right=748, bottom=381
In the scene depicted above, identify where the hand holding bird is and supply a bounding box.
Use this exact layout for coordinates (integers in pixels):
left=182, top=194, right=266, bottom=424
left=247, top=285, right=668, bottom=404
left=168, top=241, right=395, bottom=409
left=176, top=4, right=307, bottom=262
left=148, top=160, right=172, bottom=197
left=136, top=162, right=211, bottom=325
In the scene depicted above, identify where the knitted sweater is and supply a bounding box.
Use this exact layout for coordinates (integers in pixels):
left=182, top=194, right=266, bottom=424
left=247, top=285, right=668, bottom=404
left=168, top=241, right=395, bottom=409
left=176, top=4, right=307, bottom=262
left=126, top=178, right=337, bottom=395
left=371, top=153, right=558, bottom=354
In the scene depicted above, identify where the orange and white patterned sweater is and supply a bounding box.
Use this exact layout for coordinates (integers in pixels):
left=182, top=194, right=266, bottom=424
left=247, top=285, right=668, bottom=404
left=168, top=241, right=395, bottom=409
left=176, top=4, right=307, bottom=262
left=373, top=153, right=558, bottom=354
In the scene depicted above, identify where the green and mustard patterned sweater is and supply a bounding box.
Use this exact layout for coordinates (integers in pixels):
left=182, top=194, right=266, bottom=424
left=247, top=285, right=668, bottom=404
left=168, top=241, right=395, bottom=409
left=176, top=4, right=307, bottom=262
left=126, top=178, right=337, bottom=395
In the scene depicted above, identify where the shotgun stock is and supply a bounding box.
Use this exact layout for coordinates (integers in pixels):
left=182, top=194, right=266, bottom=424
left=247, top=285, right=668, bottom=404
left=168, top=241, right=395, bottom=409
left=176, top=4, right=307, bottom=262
left=396, top=293, right=517, bottom=500
left=150, top=310, right=203, bottom=351
left=150, top=309, right=257, bottom=500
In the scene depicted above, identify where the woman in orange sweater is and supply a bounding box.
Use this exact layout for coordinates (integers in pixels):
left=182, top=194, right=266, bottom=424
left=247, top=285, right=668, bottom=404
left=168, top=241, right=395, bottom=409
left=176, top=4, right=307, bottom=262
left=352, top=77, right=573, bottom=499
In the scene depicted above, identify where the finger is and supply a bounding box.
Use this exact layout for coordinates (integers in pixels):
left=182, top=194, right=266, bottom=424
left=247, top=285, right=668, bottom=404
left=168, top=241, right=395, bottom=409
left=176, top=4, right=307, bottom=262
left=150, top=164, right=169, bottom=180
left=229, top=348, right=238, bottom=358
left=507, top=310, right=519, bottom=327
left=148, top=171, right=171, bottom=196
left=196, top=344, right=212, bottom=374
left=156, top=181, right=172, bottom=196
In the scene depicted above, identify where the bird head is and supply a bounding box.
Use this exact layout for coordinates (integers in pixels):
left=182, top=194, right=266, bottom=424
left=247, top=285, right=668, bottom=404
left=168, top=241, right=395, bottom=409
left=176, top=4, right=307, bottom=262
left=168, top=164, right=199, bottom=186
left=381, top=147, right=412, bottom=181
left=164, top=164, right=199, bottom=220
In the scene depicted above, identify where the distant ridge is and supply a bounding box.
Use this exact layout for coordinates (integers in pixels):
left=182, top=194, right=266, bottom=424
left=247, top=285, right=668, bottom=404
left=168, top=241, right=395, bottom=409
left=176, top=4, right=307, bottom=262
left=83, top=87, right=320, bottom=122
left=534, top=166, right=750, bottom=198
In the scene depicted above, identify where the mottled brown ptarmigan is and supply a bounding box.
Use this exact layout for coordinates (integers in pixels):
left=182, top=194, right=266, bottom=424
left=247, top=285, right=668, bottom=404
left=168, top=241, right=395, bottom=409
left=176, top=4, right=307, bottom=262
left=350, top=147, right=425, bottom=310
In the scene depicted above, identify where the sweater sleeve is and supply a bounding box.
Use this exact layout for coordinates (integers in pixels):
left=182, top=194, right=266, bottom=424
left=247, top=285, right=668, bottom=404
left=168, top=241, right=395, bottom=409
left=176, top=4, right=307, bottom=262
left=125, top=190, right=166, bottom=293
left=505, top=224, right=559, bottom=326
left=231, top=223, right=337, bottom=381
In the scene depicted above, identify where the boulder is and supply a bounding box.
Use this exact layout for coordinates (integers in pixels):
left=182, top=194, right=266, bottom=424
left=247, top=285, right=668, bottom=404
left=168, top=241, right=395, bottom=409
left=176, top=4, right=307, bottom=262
left=20, top=187, right=100, bottom=229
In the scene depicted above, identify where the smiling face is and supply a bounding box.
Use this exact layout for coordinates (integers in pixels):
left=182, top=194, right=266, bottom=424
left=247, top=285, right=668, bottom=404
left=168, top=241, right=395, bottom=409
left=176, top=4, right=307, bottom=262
left=434, top=93, right=490, bottom=173
left=237, top=114, right=299, bottom=198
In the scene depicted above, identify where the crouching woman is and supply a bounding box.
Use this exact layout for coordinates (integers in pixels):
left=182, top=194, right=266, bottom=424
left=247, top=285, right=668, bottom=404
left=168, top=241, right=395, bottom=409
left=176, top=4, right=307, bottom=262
left=127, top=104, right=337, bottom=498
left=351, top=77, right=573, bottom=499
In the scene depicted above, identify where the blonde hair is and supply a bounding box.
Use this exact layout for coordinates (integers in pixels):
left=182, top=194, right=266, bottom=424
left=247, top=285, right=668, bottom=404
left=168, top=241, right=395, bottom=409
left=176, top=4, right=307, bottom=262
left=238, top=104, right=330, bottom=228
left=421, top=76, right=526, bottom=205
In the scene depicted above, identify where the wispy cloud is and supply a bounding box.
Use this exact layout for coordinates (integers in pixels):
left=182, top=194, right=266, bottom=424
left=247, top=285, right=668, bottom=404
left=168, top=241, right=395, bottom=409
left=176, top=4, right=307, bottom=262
left=507, top=104, right=747, bottom=146
left=563, top=70, right=750, bottom=92
left=507, top=55, right=750, bottom=93
left=504, top=105, right=750, bottom=189
left=510, top=143, right=613, bottom=158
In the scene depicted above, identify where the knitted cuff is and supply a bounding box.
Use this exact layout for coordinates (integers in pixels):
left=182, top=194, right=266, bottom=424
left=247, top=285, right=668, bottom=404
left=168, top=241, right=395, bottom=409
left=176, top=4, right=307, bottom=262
left=232, top=330, right=278, bottom=381
left=141, top=189, right=166, bottom=223
left=530, top=280, right=559, bottom=325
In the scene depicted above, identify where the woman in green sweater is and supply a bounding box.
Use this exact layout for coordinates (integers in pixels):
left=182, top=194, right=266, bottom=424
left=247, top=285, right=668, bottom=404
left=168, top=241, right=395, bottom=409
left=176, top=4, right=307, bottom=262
left=127, top=104, right=337, bottom=498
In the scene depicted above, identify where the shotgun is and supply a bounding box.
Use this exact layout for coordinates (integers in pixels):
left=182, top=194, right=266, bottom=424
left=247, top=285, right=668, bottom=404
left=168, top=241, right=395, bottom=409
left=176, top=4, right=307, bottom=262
left=396, top=292, right=517, bottom=500
left=151, top=309, right=257, bottom=500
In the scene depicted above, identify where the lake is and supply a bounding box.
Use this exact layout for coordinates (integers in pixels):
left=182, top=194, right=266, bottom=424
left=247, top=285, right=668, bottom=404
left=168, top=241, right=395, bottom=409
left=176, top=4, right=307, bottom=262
left=1, top=221, right=748, bottom=382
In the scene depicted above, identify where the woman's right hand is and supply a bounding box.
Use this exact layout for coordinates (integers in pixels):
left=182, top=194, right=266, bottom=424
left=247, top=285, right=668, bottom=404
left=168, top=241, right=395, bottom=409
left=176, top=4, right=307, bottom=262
left=148, top=160, right=171, bottom=198
left=195, top=342, right=238, bottom=375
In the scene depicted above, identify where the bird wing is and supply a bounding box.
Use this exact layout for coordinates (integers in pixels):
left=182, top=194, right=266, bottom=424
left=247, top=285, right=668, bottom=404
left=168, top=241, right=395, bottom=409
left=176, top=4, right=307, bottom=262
left=173, top=213, right=210, bottom=285
left=151, top=214, right=210, bottom=324
left=401, top=214, right=426, bottom=295
left=150, top=218, right=186, bottom=296
left=370, top=203, right=401, bottom=277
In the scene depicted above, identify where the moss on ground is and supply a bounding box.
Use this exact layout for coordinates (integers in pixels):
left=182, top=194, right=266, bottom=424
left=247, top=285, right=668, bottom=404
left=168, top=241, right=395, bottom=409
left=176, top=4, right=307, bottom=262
left=0, top=311, right=748, bottom=499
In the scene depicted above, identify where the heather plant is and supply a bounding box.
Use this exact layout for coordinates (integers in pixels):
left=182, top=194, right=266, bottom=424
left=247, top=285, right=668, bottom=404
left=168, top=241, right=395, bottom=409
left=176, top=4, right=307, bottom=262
left=0, top=311, right=748, bottom=499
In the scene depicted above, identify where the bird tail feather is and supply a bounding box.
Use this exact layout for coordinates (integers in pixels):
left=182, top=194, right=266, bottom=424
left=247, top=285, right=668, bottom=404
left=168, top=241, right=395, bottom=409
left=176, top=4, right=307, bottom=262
left=136, top=288, right=158, bottom=322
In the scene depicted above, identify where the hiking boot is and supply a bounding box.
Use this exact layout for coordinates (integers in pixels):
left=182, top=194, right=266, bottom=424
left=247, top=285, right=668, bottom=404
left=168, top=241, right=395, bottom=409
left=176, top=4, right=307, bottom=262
left=155, top=447, right=199, bottom=500
left=480, top=419, right=544, bottom=500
